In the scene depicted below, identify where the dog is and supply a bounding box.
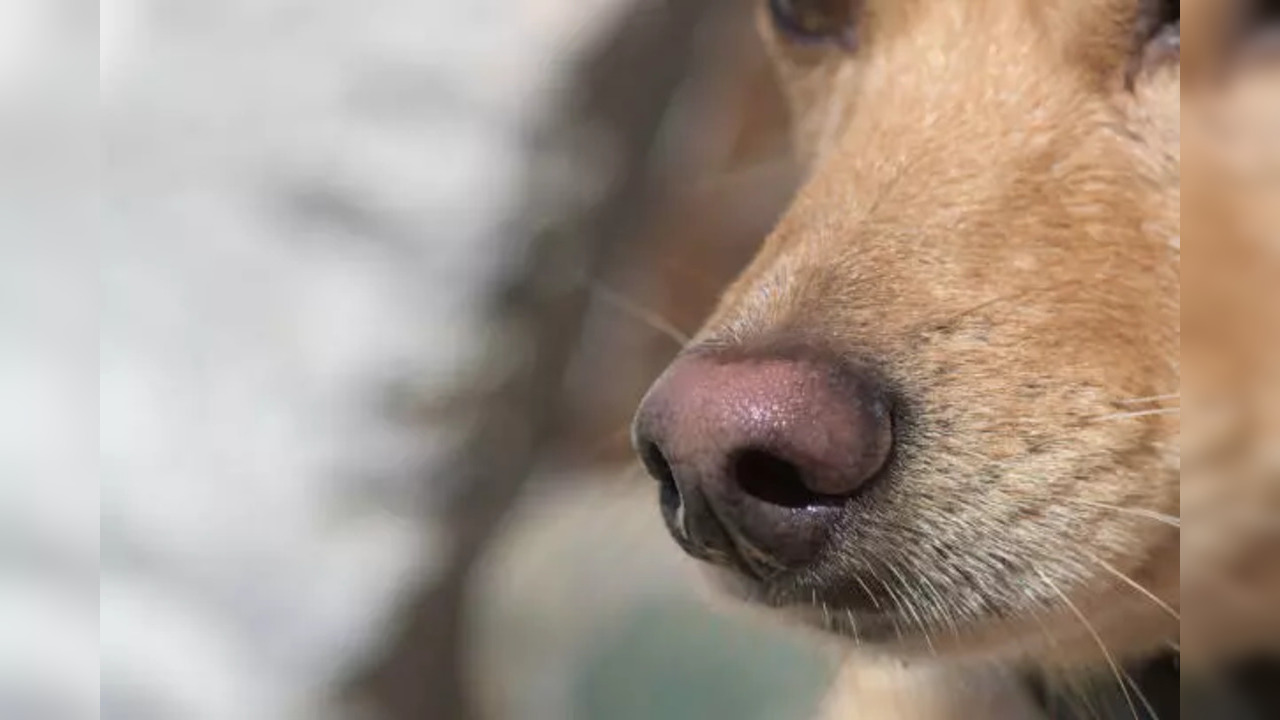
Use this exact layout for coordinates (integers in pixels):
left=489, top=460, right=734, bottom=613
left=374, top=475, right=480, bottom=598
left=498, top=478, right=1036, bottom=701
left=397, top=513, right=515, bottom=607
left=628, top=1, right=1268, bottom=716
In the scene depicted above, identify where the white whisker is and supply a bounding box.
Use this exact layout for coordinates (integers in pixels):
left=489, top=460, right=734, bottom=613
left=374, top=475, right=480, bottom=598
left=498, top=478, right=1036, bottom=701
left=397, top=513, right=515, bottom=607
left=886, top=562, right=936, bottom=655
left=590, top=282, right=692, bottom=347
left=1089, top=553, right=1180, bottom=621
left=845, top=609, right=862, bottom=647
left=1095, top=407, right=1181, bottom=421
left=1123, top=671, right=1162, bottom=720
left=1026, top=609, right=1105, bottom=720
left=851, top=571, right=883, bottom=612
left=813, top=589, right=833, bottom=633
left=1065, top=498, right=1181, bottom=528
left=1037, top=569, right=1146, bottom=720
left=1117, top=394, right=1180, bottom=406
left=909, top=555, right=963, bottom=640
left=865, top=563, right=906, bottom=642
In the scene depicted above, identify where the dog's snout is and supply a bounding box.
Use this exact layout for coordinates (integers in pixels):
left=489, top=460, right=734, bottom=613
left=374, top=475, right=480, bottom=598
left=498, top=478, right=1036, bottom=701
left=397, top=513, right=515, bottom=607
left=632, top=348, right=893, bottom=571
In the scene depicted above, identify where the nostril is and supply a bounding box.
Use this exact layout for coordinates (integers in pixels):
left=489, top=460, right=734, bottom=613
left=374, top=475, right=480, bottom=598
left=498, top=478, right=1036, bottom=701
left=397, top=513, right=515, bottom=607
left=731, top=448, right=845, bottom=510
left=640, top=441, right=681, bottom=513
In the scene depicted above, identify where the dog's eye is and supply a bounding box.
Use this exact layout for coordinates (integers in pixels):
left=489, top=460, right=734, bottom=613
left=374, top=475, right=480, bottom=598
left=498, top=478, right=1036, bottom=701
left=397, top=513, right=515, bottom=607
left=767, top=0, right=858, bottom=48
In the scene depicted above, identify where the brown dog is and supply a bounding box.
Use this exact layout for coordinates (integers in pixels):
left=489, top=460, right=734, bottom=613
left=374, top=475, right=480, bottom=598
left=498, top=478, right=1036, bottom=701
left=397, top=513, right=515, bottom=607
left=633, top=1, right=1190, bottom=717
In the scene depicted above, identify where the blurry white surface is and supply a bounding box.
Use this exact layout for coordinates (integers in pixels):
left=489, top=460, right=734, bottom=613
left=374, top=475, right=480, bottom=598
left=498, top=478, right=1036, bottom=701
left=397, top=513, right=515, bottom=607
left=101, top=0, right=138, bottom=92
left=1, top=1, right=97, bottom=716
left=0, top=0, right=56, bottom=99
left=7, top=0, right=627, bottom=718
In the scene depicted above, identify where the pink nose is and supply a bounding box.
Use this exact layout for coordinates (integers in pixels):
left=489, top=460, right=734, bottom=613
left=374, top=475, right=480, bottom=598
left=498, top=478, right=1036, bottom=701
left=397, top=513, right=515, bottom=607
left=632, top=346, right=893, bottom=573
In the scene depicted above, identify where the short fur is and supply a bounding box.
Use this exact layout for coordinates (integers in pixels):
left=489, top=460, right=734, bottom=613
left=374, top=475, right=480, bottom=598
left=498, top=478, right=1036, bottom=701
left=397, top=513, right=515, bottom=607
left=640, top=0, right=1280, bottom=715
left=640, top=0, right=1206, bottom=716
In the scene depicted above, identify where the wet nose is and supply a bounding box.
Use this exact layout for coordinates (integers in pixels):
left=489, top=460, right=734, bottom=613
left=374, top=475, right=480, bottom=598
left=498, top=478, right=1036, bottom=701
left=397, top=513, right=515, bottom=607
left=631, top=347, right=893, bottom=573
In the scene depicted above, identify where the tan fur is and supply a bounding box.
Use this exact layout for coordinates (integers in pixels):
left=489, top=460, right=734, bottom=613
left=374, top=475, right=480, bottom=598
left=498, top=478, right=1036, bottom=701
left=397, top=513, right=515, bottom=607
left=661, top=0, right=1192, bottom=716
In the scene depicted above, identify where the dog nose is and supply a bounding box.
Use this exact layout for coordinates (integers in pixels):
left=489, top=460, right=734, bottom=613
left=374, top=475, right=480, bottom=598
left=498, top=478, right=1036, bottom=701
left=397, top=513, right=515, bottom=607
left=632, top=348, right=893, bottom=572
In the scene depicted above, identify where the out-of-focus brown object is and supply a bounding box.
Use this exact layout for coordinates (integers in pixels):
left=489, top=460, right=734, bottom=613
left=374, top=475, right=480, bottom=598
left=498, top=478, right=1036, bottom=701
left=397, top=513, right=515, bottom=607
left=556, top=8, right=799, bottom=467
left=346, top=3, right=798, bottom=719
left=1181, top=1, right=1280, bottom=664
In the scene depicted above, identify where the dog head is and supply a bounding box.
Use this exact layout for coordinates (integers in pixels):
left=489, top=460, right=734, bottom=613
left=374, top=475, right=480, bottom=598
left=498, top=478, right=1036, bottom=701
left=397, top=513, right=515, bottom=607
left=634, top=0, right=1180, bottom=665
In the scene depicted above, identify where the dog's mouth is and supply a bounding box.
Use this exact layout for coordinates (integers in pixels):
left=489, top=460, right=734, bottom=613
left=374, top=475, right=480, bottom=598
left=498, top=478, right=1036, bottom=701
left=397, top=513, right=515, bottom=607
left=638, top=341, right=1179, bottom=659
left=699, top=522, right=1177, bottom=658
left=650, top=445, right=1013, bottom=648
left=708, top=564, right=955, bottom=648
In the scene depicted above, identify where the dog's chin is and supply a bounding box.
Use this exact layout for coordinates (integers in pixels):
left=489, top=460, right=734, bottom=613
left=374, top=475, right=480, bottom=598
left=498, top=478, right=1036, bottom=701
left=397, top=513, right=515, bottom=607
left=697, top=556, right=1177, bottom=666
left=693, top=562, right=983, bottom=657
left=713, top=576, right=1048, bottom=662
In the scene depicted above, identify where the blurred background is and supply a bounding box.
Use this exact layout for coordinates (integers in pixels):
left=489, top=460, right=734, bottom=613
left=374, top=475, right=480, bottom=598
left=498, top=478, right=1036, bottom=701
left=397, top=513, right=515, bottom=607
left=98, top=1, right=840, bottom=719
left=0, top=2, right=1273, bottom=720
